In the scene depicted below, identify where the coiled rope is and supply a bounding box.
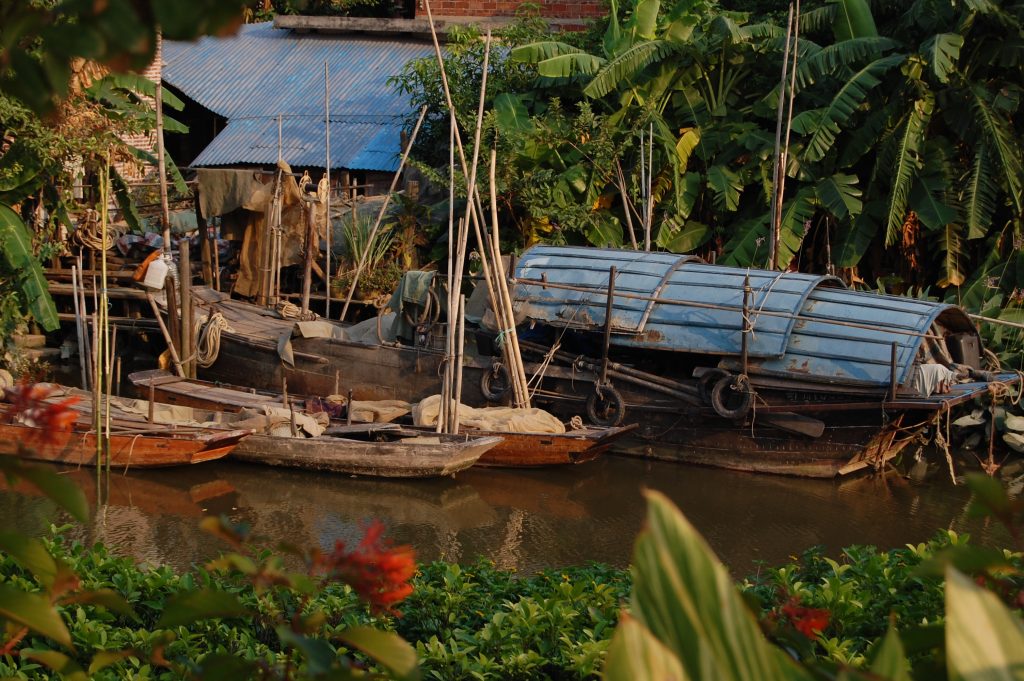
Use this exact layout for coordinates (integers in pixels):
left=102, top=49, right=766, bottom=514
left=276, top=300, right=319, bottom=322
left=193, top=312, right=234, bottom=368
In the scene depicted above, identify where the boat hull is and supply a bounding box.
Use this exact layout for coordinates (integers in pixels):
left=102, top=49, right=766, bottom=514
left=231, top=434, right=503, bottom=478
left=0, top=418, right=248, bottom=468
left=474, top=425, right=637, bottom=467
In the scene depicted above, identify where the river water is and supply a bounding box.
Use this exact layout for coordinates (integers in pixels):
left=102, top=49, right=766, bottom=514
left=2, top=455, right=1012, bottom=576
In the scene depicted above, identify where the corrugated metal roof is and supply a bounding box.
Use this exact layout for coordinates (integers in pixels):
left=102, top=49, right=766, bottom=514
left=513, top=245, right=842, bottom=358
left=512, top=245, right=973, bottom=389
left=162, top=22, right=434, bottom=171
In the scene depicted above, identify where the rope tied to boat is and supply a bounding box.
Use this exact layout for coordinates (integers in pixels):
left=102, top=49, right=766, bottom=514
left=71, top=209, right=126, bottom=250
left=194, top=312, right=234, bottom=368
left=276, top=300, right=319, bottom=322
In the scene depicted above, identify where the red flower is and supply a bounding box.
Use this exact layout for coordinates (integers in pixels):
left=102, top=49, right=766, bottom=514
left=319, top=521, right=416, bottom=614
left=4, top=380, right=80, bottom=444
left=781, top=596, right=830, bottom=639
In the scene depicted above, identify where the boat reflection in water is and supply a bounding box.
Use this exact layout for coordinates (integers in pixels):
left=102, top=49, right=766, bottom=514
left=0, top=456, right=1009, bottom=574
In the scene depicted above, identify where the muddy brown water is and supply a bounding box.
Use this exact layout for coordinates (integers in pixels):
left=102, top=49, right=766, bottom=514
left=1, top=454, right=1013, bottom=576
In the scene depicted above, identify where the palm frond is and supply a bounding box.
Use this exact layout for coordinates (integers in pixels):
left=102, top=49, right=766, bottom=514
left=837, top=98, right=900, bottom=167
left=675, top=127, right=701, bottom=171
left=583, top=41, right=678, bottom=98
left=883, top=95, right=933, bottom=246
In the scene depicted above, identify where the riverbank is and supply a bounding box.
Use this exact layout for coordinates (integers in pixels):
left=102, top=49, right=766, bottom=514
left=1, top=524, right=1018, bottom=680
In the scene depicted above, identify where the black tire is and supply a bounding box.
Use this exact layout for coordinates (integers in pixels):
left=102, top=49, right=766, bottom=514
left=480, top=363, right=511, bottom=402
left=710, top=374, right=753, bottom=420
left=586, top=383, right=626, bottom=427
left=697, top=368, right=729, bottom=405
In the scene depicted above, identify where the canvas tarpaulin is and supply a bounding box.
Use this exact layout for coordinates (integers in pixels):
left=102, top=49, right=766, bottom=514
left=197, top=168, right=265, bottom=220
left=412, top=395, right=565, bottom=434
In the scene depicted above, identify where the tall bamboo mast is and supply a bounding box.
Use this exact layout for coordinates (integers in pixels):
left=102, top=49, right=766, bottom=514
left=324, top=61, right=332, bottom=318
left=768, top=4, right=794, bottom=271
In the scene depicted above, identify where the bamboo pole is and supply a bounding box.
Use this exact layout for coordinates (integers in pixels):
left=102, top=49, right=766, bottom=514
left=98, top=154, right=111, bottom=466
left=615, top=159, right=639, bottom=250
left=774, top=0, right=800, bottom=270
left=488, top=147, right=530, bottom=408
left=645, top=122, right=653, bottom=251
left=768, top=3, right=794, bottom=271
left=324, top=60, right=333, bottom=319
left=438, top=112, right=457, bottom=434
left=179, top=239, right=193, bottom=378
left=301, top=199, right=314, bottom=314
left=452, top=294, right=466, bottom=433
left=77, top=254, right=92, bottom=388
left=71, top=264, right=88, bottom=390
left=155, top=81, right=171, bottom=255
left=338, top=105, right=428, bottom=321
left=147, top=291, right=185, bottom=378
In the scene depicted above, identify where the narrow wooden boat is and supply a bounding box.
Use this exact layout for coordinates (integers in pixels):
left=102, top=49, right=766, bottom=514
left=231, top=431, right=503, bottom=478
left=0, top=403, right=248, bottom=468
left=128, top=370, right=631, bottom=467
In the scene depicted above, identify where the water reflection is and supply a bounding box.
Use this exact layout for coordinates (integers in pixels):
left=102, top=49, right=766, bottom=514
left=0, top=456, right=1011, bottom=575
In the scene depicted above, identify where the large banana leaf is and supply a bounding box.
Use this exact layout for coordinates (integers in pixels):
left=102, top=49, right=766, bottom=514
left=795, top=37, right=900, bottom=90
left=616, top=490, right=813, bottom=681
left=656, top=217, right=709, bottom=253
left=629, top=0, right=661, bottom=42
left=936, top=222, right=966, bottom=287
left=793, top=54, right=904, bottom=162
left=815, top=173, right=863, bottom=221
left=604, top=613, right=690, bottom=681
left=0, top=204, right=59, bottom=332
left=921, top=33, right=964, bottom=83
left=967, top=83, right=1023, bottom=212
left=834, top=199, right=883, bottom=267
left=493, top=93, right=534, bottom=133
left=510, top=41, right=586, bottom=64
left=537, top=53, right=608, bottom=79
left=775, top=187, right=818, bottom=269
left=883, top=94, right=933, bottom=246
left=707, top=164, right=743, bottom=212
left=719, top=213, right=770, bottom=267
left=830, top=0, right=878, bottom=41
left=584, top=40, right=678, bottom=99
left=963, top=146, right=999, bottom=240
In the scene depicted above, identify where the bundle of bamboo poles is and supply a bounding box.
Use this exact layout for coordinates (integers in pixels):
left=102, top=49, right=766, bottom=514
left=422, top=18, right=530, bottom=433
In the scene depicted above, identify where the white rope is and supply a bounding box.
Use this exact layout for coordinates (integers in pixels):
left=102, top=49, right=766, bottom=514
left=276, top=300, right=319, bottom=322
left=193, top=312, right=233, bottom=368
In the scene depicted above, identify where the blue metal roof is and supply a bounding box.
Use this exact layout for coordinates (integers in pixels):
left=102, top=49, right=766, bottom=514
left=512, top=245, right=974, bottom=389
left=513, top=245, right=842, bottom=358
left=162, top=22, right=434, bottom=171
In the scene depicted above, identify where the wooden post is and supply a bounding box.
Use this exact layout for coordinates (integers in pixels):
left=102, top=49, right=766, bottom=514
left=600, top=266, right=617, bottom=385
left=324, top=60, right=332, bottom=319
left=148, top=380, right=155, bottom=423
left=147, top=293, right=184, bottom=377
left=155, top=79, right=171, bottom=255
left=200, top=223, right=213, bottom=286
left=179, top=240, right=194, bottom=378
left=71, top=264, right=89, bottom=390
left=346, top=389, right=354, bottom=426
left=452, top=294, right=466, bottom=433
left=165, top=278, right=180, bottom=361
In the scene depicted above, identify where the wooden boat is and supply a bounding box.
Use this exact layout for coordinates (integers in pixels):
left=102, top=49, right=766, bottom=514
left=182, top=246, right=1022, bottom=478
left=230, top=430, right=502, bottom=478
left=128, top=370, right=634, bottom=467
left=0, top=402, right=248, bottom=468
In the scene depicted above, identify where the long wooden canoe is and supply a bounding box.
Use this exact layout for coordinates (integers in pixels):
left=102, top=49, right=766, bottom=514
left=128, top=369, right=628, bottom=467
left=0, top=404, right=249, bottom=468
left=232, top=432, right=503, bottom=478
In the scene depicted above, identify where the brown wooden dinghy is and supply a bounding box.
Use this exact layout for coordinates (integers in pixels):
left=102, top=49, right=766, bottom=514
left=129, top=370, right=631, bottom=467
left=0, top=403, right=248, bottom=468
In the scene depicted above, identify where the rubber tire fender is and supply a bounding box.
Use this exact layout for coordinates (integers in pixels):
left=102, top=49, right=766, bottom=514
left=710, top=374, right=753, bottom=420
left=479, top=363, right=512, bottom=402
left=697, top=368, right=729, bottom=406
left=586, top=383, right=626, bottom=427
